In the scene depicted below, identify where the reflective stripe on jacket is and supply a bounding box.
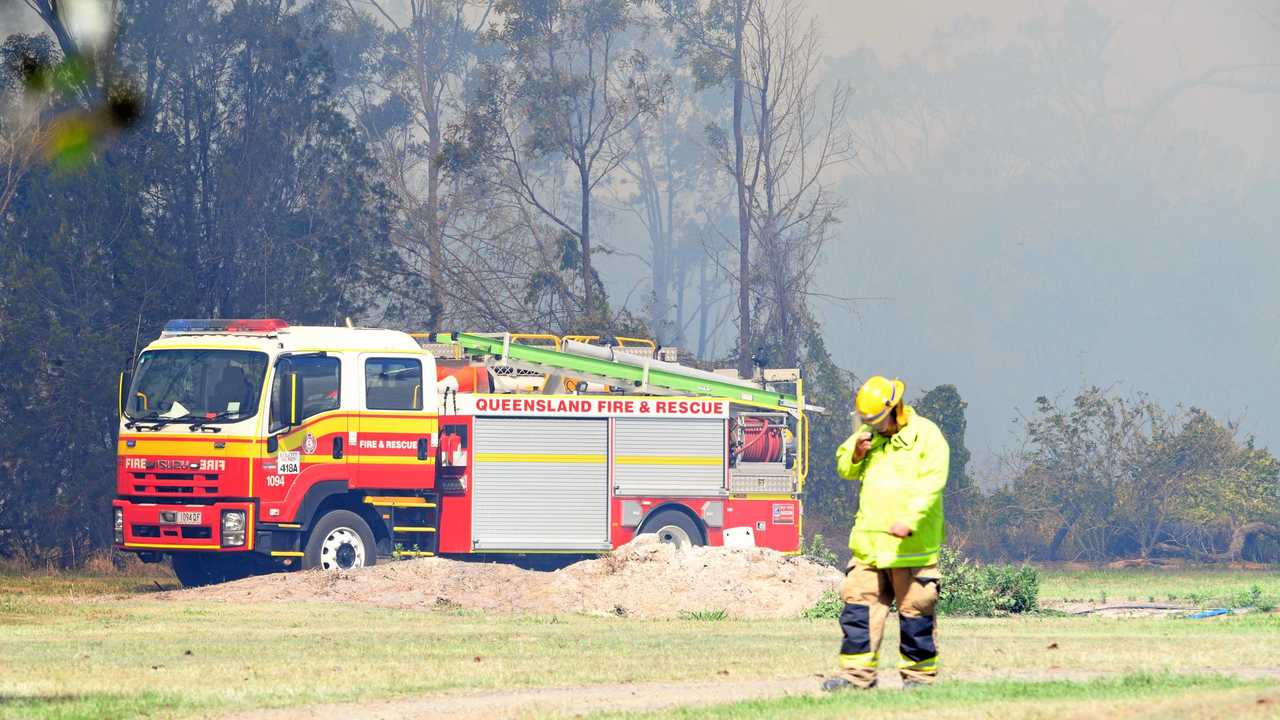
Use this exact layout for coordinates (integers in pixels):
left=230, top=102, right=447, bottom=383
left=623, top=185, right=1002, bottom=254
left=835, top=406, right=949, bottom=568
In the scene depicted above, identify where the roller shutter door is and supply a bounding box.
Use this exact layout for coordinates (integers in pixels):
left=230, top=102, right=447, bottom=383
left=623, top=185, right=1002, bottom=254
left=614, top=418, right=726, bottom=497
left=472, top=418, right=609, bottom=550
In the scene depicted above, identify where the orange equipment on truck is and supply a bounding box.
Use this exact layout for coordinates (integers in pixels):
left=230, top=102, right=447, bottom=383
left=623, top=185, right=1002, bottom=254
left=113, top=321, right=817, bottom=586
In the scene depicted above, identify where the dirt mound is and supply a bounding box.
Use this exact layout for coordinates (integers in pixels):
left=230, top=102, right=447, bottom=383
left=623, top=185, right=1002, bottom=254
left=164, top=535, right=843, bottom=619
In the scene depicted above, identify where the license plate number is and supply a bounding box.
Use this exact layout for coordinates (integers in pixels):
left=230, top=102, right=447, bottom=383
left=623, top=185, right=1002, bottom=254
left=175, top=511, right=202, bottom=525
left=277, top=451, right=301, bottom=475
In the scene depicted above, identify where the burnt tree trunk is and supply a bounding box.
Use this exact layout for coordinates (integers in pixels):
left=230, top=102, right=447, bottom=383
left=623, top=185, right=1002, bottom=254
left=1219, top=522, right=1280, bottom=561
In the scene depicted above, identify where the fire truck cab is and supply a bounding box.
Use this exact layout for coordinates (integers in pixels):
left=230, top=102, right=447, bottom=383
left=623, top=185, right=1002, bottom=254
left=114, top=320, right=811, bottom=586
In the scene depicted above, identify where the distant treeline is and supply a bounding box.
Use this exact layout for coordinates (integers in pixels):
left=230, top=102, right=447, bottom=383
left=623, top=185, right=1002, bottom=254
left=805, top=385, right=1280, bottom=565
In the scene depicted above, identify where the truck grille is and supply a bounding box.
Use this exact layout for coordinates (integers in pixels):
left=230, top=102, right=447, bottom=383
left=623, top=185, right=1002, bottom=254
left=129, top=472, right=222, bottom=496
left=131, top=525, right=212, bottom=539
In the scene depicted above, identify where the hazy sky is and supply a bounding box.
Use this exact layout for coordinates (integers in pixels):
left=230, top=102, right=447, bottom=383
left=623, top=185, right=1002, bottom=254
left=804, top=1, right=1280, bottom=471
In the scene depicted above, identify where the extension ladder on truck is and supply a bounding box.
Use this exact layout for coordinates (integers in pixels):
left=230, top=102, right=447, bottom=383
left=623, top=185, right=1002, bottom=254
left=429, top=331, right=820, bottom=413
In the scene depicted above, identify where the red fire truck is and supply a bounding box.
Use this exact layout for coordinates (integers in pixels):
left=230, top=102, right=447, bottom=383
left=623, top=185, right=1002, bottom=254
left=113, top=320, right=814, bottom=586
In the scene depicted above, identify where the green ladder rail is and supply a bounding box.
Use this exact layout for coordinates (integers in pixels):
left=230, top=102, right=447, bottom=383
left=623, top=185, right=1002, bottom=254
left=432, top=331, right=806, bottom=412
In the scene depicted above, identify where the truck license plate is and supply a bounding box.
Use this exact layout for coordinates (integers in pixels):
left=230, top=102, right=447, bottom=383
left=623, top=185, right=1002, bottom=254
left=175, top=511, right=202, bottom=525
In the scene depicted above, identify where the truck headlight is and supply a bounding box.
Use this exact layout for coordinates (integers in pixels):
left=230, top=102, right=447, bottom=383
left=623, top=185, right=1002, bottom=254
left=114, top=508, right=124, bottom=544
left=221, top=510, right=246, bottom=547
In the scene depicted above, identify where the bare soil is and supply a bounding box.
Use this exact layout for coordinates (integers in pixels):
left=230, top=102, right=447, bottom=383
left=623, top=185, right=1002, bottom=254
left=219, top=668, right=1280, bottom=720
left=1039, top=600, right=1201, bottom=617
left=161, top=535, right=844, bottom=619
left=219, top=676, right=821, bottom=720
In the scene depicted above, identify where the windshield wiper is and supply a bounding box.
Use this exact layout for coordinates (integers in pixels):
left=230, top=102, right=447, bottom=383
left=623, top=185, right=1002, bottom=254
left=127, top=413, right=202, bottom=431
left=125, top=413, right=168, bottom=431
left=127, top=412, right=243, bottom=432
left=187, top=412, right=239, bottom=432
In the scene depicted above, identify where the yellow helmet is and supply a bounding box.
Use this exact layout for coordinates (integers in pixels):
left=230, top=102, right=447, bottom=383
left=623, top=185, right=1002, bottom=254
left=855, top=376, right=906, bottom=425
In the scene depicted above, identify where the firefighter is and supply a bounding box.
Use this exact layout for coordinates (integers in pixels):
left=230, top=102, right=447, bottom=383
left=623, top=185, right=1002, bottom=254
left=822, top=376, right=949, bottom=691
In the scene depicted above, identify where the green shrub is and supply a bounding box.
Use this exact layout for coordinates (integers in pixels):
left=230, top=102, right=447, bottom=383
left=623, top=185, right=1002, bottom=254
left=800, top=549, right=1040, bottom=619
left=679, top=609, right=728, bottom=621
left=1228, top=584, right=1274, bottom=611
left=802, top=589, right=843, bottom=619
left=938, top=547, right=1039, bottom=616
left=802, top=533, right=839, bottom=567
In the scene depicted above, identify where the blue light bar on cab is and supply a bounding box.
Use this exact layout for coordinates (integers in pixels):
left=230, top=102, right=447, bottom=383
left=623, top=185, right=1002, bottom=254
left=163, top=319, right=289, bottom=333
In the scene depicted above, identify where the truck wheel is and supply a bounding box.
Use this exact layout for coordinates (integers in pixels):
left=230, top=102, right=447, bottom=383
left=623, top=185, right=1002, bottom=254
left=304, top=510, right=377, bottom=571
left=171, top=554, right=212, bottom=587
left=639, top=510, right=705, bottom=549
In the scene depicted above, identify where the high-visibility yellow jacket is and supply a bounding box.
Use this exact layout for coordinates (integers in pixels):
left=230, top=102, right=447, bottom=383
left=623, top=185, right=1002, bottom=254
left=835, top=406, right=949, bottom=568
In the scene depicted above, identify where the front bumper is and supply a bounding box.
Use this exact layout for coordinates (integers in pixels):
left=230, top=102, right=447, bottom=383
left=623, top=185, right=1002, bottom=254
left=114, top=499, right=255, bottom=552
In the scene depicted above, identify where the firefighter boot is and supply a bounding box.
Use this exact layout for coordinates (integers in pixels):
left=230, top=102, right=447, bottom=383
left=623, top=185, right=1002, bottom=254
left=822, top=676, right=870, bottom=692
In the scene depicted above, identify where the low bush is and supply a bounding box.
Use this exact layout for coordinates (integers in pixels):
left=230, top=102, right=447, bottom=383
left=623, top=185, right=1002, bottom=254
left=678, top=609, right=728, bottom=621
left=1228, top=583, right=1276, bottom=611
left=799, top=548, right=1039, bottom=619
left=802, top=589, right=843, bottom=619
left=802, top=533, right=840, bottom=567
left=939, top=547, right=1039, bottom=616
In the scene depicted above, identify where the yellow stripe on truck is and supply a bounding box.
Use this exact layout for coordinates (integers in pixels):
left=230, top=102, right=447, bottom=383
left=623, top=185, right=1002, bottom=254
left=363, top=496, right=436, bottom=508
left=118, top=440, right=256, bottom=457
left=278, top=415, right=347, bottom=446
left=614, top=455, right=722, bottom=466
left=474, top=453, right=606, bottom=464
left=357, top=417, right=439, bottom=433
left=323, top=455, right=431, bottom=465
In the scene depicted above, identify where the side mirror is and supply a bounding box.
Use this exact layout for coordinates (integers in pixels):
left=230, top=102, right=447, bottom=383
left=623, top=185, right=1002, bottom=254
left=117, top=371, right=127, bottom=418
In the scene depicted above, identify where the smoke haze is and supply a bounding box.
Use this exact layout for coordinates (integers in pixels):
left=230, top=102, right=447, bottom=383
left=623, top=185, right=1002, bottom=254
left=804, top=1, right=1280, bottom=468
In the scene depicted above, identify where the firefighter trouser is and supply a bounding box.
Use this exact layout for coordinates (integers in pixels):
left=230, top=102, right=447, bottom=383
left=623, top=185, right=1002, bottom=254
left=836, top=561, right=940, bottom=688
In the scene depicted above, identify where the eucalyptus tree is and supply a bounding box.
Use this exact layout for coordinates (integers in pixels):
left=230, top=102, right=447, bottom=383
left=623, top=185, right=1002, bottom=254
left=654, top=0, right=755, bottom=374
left=337, top=0, right=494, bottom=328
left=615, top=31, right=720, bottom=347
left=736, top=0, right=851, bottom=366
left=462, top=0, right=665, bottom=321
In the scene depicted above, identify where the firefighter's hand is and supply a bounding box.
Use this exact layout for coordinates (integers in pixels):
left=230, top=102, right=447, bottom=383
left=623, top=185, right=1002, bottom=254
left=852, top=432, right=872, bottom=462
left=889, top=522, right=913, bottom=538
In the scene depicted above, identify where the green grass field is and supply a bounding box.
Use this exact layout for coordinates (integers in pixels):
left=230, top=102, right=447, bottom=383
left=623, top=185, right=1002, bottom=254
left=2, top=565, right=1277, bottom=719
left=1037, top=566, right=1280, bottom=608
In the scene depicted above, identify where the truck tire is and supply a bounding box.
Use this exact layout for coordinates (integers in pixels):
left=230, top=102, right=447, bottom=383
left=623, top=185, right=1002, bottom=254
left=171, top=554, right=212, bottom=587
left=639, top=510, right=705, bottom=549
left=304, top=510, right=377, bottom=571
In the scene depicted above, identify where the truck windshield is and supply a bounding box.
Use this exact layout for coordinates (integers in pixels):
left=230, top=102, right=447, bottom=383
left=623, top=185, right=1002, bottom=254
left=126, top=349, right=269, bottom=422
